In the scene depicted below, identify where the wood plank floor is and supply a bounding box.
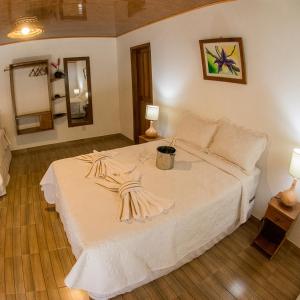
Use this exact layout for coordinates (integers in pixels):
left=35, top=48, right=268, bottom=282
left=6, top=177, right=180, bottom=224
left=1, top=134, right=300, bottom=300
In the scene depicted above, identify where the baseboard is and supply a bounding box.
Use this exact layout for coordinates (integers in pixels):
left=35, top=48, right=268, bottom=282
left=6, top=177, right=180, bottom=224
left=12, top=133, right=134, bottom=155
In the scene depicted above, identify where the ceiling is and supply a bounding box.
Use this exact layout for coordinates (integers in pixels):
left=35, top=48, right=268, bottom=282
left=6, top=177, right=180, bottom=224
left=0, top=0, right=231, bottom=45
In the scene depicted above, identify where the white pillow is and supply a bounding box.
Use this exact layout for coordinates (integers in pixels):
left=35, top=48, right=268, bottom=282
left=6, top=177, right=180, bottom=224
left=175, top=112, right=218, bottom=149
left=209, top=121, right=267, bottom=173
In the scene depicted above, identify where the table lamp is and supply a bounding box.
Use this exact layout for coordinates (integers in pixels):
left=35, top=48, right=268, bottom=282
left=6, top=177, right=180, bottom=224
left=280, top=148, right=300, bottom=207
left=145, top=105, right=159, bottom=138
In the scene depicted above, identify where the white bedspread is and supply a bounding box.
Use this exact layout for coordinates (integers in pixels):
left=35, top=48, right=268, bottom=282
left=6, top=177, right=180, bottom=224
left=0, top=129, right=11, bottom=196
left=41, top=140, right=260, bottom=299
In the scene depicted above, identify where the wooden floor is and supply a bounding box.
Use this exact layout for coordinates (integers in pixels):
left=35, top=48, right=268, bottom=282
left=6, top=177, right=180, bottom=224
left=1, top=134, right=300, bottom=300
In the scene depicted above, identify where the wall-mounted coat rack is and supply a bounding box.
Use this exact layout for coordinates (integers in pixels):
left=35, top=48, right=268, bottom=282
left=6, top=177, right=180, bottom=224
left=29, top=65, right=48, bottom=77
left=9, top=59, right=54, bottom=135
left=4, top=64, right=48, bottom=77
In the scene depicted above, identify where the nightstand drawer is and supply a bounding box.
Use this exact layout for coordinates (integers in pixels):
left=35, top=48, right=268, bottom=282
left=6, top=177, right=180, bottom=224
left=265, top=205, right=292, bottom=230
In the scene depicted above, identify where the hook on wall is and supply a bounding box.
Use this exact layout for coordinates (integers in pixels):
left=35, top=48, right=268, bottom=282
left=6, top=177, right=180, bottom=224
left=29, top=65, right=48, bottom=77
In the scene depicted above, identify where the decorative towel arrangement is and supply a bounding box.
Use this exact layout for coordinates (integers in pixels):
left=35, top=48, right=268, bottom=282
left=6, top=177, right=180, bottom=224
left=76, top=151, right=174, bottom=222
left=96, top=172, right=173, bottom=222
left=76, top=151, right=117, bottom=178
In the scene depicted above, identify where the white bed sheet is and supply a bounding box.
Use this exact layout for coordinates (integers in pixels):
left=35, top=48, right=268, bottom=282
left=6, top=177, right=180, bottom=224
left=0, top=129, right=11, bottom=196
left=41, top=140, right=260, bottom=299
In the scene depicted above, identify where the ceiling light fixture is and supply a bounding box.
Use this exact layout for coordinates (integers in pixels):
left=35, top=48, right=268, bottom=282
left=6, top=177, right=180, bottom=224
left=7, top=16, right=44, bottom=39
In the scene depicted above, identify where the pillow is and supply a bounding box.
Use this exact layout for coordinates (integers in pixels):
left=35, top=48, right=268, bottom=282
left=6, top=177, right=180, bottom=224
left=175, top=112, right=218, bottom=149
left=209, top=121, right=267, bottom=173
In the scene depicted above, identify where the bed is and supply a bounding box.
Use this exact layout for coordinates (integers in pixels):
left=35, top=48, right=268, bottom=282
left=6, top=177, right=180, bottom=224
left=0, top=129, right=11, bottom=196
left=41, top=136, right=262, bottom=299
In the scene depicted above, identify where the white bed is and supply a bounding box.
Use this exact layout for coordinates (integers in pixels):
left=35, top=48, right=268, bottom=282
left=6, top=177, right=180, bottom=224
left=0, top=129, right=11, bottom=196
left=41, top=139, right=260, bottom=299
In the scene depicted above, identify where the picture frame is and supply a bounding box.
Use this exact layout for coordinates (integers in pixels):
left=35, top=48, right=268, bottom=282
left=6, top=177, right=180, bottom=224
left=199, top=37, right=246, bottom=84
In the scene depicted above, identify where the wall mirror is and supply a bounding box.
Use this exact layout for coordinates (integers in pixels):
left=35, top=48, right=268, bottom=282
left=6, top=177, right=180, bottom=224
left=64, top=57, right=93, bottom=127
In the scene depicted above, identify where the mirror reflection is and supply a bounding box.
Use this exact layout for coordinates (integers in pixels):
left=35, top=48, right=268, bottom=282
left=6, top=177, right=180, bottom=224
left=64, top=57, right=93, bottom=127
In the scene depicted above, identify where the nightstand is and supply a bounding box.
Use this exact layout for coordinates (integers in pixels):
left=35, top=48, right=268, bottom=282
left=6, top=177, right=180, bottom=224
left=253, top=196, right=300, bottom=258
left=138, top=135, right=162, bottom=144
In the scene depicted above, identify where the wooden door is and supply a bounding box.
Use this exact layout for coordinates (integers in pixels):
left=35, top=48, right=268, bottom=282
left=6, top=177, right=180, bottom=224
left=131, top=43, right=153, bottom=143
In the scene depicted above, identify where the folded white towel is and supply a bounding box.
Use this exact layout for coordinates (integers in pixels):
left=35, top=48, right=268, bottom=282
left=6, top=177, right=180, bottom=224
left=96, top=171, right=174, bottom=223
left=77, top=151, right=174, bottom=223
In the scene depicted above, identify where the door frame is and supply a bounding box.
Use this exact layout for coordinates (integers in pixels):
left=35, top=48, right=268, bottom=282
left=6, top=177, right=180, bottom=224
left=130, top=42, right=153, bottom=144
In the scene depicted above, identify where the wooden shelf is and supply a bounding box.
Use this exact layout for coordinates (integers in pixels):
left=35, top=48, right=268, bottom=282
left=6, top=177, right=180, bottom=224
left=53, top=113, right=67, bottom=119
left=253, top=234, right=279, bottom=257
left=16, top=111, right=51, bottom=119
left=52, top=96, right=66, bottom=101
left=17, top=127, right=41, bottom=135
left=15, top=111, right=53, bottom=135
left=17, top=126, right=53, bottom=135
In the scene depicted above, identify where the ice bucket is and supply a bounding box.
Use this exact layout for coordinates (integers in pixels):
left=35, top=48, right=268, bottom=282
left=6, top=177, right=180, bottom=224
left=156, top=146, right=176, bottom=170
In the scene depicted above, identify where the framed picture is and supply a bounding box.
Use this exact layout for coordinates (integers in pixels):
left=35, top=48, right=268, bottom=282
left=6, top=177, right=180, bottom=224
left=199, top=37, right=246, bottom=84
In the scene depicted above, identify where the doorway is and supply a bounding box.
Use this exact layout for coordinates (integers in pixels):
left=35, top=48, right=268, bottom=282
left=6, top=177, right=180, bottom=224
left=130, top=43, right=153, bottom=144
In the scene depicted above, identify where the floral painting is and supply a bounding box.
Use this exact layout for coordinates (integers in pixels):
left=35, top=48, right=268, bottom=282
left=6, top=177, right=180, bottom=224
left=199, top=38, right=246, bottom=84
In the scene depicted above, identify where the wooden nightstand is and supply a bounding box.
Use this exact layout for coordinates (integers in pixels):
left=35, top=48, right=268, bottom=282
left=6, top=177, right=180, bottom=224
left=138, top=135, right=162, bottom=144
left=253, top=196, right=300, bottom=258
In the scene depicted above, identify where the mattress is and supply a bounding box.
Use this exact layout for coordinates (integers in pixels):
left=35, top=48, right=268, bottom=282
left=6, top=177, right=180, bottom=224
left=41, top=140, right=260, bottom=299
left=0, top=129, right=11, bottom=196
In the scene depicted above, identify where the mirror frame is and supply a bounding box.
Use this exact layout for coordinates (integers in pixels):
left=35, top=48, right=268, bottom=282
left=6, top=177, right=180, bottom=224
left=63, top=56, right=93, bottom=127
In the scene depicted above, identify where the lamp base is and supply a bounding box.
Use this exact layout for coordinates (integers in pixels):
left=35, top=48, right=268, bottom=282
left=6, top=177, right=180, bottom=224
left=145, top=121, right=158, bottom=138
left=280, top=179, right=298, bottom=207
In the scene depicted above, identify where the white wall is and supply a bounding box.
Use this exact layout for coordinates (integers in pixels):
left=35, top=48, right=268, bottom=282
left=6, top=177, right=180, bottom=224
left=117, top=0, right=300, bottom=246
left=0, top=38, right=120, bottom=149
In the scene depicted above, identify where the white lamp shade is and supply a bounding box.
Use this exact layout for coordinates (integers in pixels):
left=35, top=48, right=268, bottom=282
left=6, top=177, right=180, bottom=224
left=74, top=88, right=80, bottom=96
left=289, top=148, right=300, bottom=179
left=145, top=105, right=159, bottom=121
